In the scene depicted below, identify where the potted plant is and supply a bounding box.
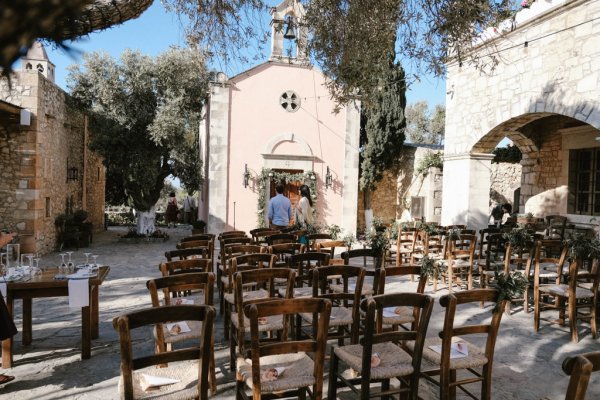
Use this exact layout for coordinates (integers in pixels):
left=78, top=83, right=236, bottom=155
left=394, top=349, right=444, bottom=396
left=191, top=220, right=206, bottom=234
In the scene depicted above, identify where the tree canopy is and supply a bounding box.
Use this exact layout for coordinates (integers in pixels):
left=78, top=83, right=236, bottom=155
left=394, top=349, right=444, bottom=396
left=360, top=61, right=407, bottom=192
left=67, top=47, right=208, bottom=211
left=405, top=101, right=445, bottom=145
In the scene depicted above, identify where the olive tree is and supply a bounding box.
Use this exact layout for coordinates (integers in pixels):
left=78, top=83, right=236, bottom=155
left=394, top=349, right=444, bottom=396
left=67, top=47, right=208, bottom=233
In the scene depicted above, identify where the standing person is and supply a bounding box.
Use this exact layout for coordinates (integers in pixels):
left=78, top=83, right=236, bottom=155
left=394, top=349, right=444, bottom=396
left=267, top=183, right=291, bottom=230
left=0, top=232, right=17, bottom=385
left=183, top=192, right=197, bottom=224
left=165, top=192, right=179, bottom=228
left=295, top=184, right=314, bottom=228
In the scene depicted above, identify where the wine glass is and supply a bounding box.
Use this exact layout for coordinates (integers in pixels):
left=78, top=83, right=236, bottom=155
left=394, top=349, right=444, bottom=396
left=59, top=253, right=67, bottom=276
left=66, top=251, right=75, bottom=274
left=84, top=252, right=92, bottom=267
left=91, top=255, right=99, bottom=273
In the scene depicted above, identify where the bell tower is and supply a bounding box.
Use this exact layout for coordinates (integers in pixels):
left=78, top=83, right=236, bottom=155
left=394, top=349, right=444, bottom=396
left=21, top=41, right=55, bottom=83
left=269, top=0, right=307, bottom=62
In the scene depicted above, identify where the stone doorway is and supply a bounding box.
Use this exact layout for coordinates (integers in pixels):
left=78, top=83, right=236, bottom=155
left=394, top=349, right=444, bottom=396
left=269, top=169, right=302, bottom=225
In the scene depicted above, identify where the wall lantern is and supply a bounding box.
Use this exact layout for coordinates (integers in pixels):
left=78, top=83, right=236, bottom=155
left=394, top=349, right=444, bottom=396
left=325, top=166, right=333, bottom=189
left=268, top=171, right=274, bottom=178
left=243, top=164, right=250, bottom=188
left=309, top=172, right=316, bottom=181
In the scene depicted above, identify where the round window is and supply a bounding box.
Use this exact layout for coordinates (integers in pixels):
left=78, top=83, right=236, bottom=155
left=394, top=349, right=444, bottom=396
left=280, top=90, right=300, bottom=112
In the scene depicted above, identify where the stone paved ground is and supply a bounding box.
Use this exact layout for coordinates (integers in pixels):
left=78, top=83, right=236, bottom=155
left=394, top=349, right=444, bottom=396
left=1, top=226, right=600, bottom=399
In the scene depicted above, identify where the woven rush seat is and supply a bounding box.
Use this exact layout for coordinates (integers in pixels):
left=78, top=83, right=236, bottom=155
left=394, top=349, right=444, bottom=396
left=333, top=341, right=414, bottom=380
left=118, top=360, right=202, bottom=400
left=153, top=320, right=203, bottom=344
left=236, top=352, right=315, bottom=393
left=278, top=286, right=313, bottom=298
left=418, top=337, right=488, bottom=370
left=539, top=284, right=595, bottom=298
left=224, top=288, right=268, bottom=305
left=330, top=282, right=373, bottom=296
left=231, top=313, right=284, bottom=331
left=301, top=306, right=352, bottom=327
left=381, top=306, right=414, bottom=325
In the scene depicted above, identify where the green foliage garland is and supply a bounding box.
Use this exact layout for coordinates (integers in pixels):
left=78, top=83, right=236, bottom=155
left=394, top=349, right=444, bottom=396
left=256, top=168, right=318, bottom=228
left=420, top=255, right=440, bottom=280
left=492, top=271, right=528, bottom=313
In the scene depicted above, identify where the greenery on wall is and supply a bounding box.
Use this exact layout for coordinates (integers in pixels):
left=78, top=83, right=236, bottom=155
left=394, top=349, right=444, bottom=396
left=492, top=145, right=522, bottom=164
left=256, top=168, right=318, bottom=228
left=415, top=151, right=444, bottom=177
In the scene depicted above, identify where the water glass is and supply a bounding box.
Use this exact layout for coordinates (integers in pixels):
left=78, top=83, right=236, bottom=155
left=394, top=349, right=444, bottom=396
left=6, top=244, right=20, bottom=268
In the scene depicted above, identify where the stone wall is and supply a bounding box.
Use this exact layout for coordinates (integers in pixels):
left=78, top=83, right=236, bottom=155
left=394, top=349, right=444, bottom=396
left=490, top=162, right=522, bottom=208
left=0, top=70, right=105, bottom=254
left=357, top=145, right=443, bottom=232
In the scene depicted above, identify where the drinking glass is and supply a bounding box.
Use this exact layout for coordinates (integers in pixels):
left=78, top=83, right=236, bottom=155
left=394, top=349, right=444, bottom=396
left=0, top=253, right=6, bottom=277
left=6, top=243, right=20, bottom=268
left=84, top=252, right=92, bottom=266
left=91, top=255, right=99, bottom=273
left=66, top=251, right=75, bottom=274
left=59, top=253, right=67, bottom=276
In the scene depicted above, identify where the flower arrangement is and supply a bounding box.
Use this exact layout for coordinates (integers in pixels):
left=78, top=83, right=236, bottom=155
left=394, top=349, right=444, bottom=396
left=326, top=224, right=342, bottom=240
left=342, top=233, right=356, bottom=249
left=521, top=0, right=534, bottom=9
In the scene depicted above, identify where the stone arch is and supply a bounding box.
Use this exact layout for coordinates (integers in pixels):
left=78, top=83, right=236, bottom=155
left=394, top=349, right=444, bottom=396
left=263, top=132, right=313, bottom=156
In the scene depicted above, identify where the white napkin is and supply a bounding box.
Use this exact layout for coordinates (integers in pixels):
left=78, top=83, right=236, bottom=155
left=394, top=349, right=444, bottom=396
left=166, top=321, right=191, bottom=335
left=0, top=282, right=6, bottom=299
left=140, top=374, right=180, bottom=391
left=68, top=278, right=89, bottom=308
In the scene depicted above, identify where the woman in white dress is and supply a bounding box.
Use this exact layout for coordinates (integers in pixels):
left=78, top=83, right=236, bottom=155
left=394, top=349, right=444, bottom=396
left=295, top=184, right=313, bottom=228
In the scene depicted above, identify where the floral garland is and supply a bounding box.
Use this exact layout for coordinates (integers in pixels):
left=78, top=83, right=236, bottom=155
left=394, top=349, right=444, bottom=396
left=256, top=168, right=318, bottom=227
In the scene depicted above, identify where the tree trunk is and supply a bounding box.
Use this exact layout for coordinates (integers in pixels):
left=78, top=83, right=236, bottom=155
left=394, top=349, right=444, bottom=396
left=136, top=206, right=156, bottom=235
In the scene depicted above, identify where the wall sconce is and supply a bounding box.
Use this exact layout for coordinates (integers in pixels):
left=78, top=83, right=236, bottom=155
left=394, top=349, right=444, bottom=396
left=268, top=171, right=274, bottom=178
left=243, top=164, right=250, bottom=188
left=325, top=166, right=332, bottom=189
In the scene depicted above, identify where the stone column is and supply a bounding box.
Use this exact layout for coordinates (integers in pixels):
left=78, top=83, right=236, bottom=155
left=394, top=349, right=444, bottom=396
left=206, top=83, right=231, bottom=233
left=341, top=99, right=361, bottom=235
left=441, top=153, right=494, bottom=230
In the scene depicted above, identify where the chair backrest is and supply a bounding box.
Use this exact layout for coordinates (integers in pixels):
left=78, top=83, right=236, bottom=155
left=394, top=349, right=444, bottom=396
left=562, top=351, right=600, bottom=400
left=480, top=233, right=506, bottom=272
left=225, top=254, right=276, bottom=293
left=286, top=252, right=330, bottom=286
left=341, top=248, right=379, bottom=268
left=438, top=289, right=507, bottom=370
left=176, top=239, right=212, bottom=250
left=180, top=234, right=215, bottom=243
left=504, top=240, right=535, bottom=275
left=113, top=305, right=215, bottom=400
left=447, top=234, right=477, bottom=262
left=219, top=230, right=247, bottom=240
left=267, top=243, right=306, bottom=264
left=315, top=240, right=347, bottom=260
left=224, top=244, right=265, bottom=260
left=250, top=228, right=279, bottom=244
left=477, top=227, right=501, bottom=261
left=533, top=239, right=567, bottom=287
left=165, top=247, right=208, bottom=262
left=361, top=293, right=434, bottom=393
left=243, top=298, right=332, bottom=399
left=159, top=258, right=212, bottom=277
left=265, top=233, right=297, bottom=246
left=147, top=272, right=215, bottom=307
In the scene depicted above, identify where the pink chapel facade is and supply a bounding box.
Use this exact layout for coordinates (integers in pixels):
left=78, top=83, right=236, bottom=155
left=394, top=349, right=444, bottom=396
left=198, top=0, right=361, bottom=235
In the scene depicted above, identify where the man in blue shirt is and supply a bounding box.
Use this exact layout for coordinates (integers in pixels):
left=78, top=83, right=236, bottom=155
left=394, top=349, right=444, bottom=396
left=268, top=183, right=292, bottom=229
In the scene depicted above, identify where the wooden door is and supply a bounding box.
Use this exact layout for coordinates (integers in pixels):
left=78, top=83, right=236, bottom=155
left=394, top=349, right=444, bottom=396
left=269, top=169, right=302, bottom=226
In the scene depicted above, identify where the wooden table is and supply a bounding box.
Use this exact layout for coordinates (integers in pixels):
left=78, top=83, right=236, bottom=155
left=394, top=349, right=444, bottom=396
left=1, top=266, right=110, bottom=368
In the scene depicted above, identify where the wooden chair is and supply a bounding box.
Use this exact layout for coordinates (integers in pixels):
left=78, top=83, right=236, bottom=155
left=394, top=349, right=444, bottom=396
left=503, top=240, right=536, bottom=312
left=442, top=233, right=477, bottom=292
left=418, top=289, right=508, bottom=400
left=315, top=240, right=347, bottom=264
left=477, top=233, right=507, bottom=292
left=164, top=247, right=208, bottom=262
left=388, top=227, right=417, bottom=267
left=235, top=298, right=331, bottom=400
left=176, top=239, right=212, bottom=250
left=562, top=351, right=600, bottom=400
left=283, top=252, right=330, bottom=297
left=267, top=243, right=306, bottom=267
left=328, top=293, right=434, bottom=400
left=265, top=233, right=297, bottom=246
left=534, top=254, right=599, bottom=343
left=230, top=267, right=295, bottom=371
left=218, top=230, right=247, bottom=240
left=113, top=305, right=215, bottom=400
left=376, top=266, right=427, bottom=331
left=306, top=233, right=333, bottom=251
left=545, top=215, right=568, bottom=240
left=159, top=258, right=212, bottom=277
left=146, top=273, right=216, bottom=394
left=412, top=230, right=446, bottom=290
left=341, top=248, right=379, bottom=295
left=475, top=227, right=501, bottom=262
left=217, top=236, right=254, bottom=308
left=250, top=228, right=279, bottom=244
left=218, top=244, right=264, bottom=311
left=300, top=264, right=364, bottom=345
left=222, top=253, right=276, bottom=339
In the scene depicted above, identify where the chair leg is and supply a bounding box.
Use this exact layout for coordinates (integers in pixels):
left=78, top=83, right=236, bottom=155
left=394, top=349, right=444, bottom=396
left=327, top=349, right=339, bottom=400
left=230, top=325, right=237, bottom=372
left=380, top=379, right=390, bottom=400
left=482, top=363, right=492, bottom=400
left=569, top=300, right=578, bottom=343
left=236, top=373, right=245, bottom=400
left=209, top=335, right=217, bottom=395
left=534, top=290, right=540, bottom=332
left=449, top=369, right=457, bottom=400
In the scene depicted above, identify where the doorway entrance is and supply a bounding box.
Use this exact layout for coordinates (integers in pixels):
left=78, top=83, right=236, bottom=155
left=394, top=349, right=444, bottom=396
left=269, top=169, right=302, bottom=226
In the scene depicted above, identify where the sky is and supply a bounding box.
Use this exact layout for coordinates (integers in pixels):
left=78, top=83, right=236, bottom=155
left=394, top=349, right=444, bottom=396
left=45, top=2, right=446, bottom=107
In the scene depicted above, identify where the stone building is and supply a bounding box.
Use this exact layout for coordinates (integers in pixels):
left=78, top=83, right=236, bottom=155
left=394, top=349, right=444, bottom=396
left=357, top=144, right=443, bottom=231
left=443, top=0, right=600, bottom=229
left=200, top=0, right=361, bottom=235
left=0, top=42, right=105, bottom=254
